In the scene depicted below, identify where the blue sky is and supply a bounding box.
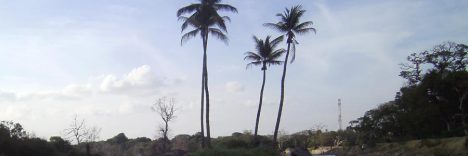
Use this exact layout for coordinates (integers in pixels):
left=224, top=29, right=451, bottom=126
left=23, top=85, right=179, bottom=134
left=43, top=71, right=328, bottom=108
left=0, top=0, right=467, bottom=141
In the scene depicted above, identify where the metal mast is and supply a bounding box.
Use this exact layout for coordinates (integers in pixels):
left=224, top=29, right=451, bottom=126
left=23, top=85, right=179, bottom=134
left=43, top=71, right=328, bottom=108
left=338, top=98, right=342, bottom=131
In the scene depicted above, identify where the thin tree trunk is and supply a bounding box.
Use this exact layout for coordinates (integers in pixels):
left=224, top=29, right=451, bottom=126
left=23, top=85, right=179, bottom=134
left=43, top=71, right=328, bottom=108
left=273, top=41, right=292, bottom=144
left=164, top=121, right=169, bottom=152
left=200, top=36, right=206, bottom=148
left=203, top=32, right=212, bottom=148
left=254, top=65, right=267, bottom=144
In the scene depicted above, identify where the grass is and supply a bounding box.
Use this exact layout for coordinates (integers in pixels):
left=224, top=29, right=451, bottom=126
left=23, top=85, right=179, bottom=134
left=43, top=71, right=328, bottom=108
left=335, top=136, right=468, bottom=156
left=187, top=146, right=280, bottom=156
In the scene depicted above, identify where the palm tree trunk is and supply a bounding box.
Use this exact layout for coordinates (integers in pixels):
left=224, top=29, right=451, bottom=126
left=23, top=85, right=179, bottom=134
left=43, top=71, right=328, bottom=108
left=200, top=34, right=206, bottom=148
left=203, top=32, right=212, bottom=148
left=273, top=41, right=291, bottom=144
left=254, top=66, right=267, bottom=144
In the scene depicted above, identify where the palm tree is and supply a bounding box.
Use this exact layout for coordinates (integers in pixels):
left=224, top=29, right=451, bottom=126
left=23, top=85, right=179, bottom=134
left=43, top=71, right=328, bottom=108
left=177, top=0, right=237, bottom=148
left=244, top=36, right=285, bottom=144
left=264, top=5, right=316, bottom=143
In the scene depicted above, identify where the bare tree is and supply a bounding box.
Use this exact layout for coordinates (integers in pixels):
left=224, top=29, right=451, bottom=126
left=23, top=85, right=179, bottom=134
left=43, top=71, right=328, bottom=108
left=151, top=97, right=177, bottom=152
left=64, top=115, right=101, bottom=156
left=64, top=115, right=88, bottom=144
left=86, top=126, right=102, bottom=142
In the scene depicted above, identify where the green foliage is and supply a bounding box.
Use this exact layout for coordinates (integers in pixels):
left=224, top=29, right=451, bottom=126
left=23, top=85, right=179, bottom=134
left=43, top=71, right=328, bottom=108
left=106, top=133, right=129, bottom=144
left=133, top=137, right=151, bottom=143
left=350, top=42, right=468, bottom=145
left=0, top=121, right=84, bottom=156
left=50, top=136, right=73, bottom=153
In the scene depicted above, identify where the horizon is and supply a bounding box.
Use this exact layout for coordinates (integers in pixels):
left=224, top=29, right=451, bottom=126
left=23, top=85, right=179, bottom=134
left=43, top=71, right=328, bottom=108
left=0, top=0, right=467, bottom=141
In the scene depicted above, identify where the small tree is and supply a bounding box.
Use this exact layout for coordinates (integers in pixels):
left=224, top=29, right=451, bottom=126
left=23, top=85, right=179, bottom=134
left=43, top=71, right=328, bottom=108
left=64, top=115, right=101, bottom=156
left=152, top=97, right=177, bottom=152
left=0, top=121, right=27, bottom=139
left=64, top=115, right=87, bottom=144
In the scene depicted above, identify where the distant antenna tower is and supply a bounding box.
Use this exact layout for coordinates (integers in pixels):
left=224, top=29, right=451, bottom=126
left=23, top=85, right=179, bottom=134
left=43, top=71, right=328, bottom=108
left=338, top=98, right=342, bottom=131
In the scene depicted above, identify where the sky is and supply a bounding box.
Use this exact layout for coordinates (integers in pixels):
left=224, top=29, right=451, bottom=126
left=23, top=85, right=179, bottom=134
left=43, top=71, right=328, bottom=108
left=0, top=0, right=467, bottom=141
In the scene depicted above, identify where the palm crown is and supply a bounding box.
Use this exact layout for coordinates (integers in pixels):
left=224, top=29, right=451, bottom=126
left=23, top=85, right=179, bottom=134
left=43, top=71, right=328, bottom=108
left=264, top=5, right=315, bottom=63
left=177, top=0, right=237, bottom=44
left=244, top=36, right=285, bottom=70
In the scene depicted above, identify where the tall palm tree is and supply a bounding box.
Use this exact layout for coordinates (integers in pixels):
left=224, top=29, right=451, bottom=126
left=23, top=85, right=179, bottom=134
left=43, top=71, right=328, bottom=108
left=244, top=36, right=285, bottom=144
left=177, top=0, right=237, bottom=148
left=264, top=5, right=316, bottom=143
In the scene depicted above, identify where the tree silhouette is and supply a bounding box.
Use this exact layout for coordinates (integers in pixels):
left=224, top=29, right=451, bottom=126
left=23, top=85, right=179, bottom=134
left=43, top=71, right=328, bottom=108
left=264, top=5, right=316, bottom=143
left=151, top=97, right=177, bottom=152
left=244, top=35, right=285, bottom=144
left=177, top=0, right=237, bottom=148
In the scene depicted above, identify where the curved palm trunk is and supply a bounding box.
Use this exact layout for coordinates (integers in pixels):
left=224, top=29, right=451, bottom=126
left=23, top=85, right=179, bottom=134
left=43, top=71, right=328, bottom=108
left=273, top=41, right=292, bottom=144
left=200, top=38, right=206, bottom=148
left=203, top=31, right=212, bottom=148
left=254, top=66, right=267, bottom=144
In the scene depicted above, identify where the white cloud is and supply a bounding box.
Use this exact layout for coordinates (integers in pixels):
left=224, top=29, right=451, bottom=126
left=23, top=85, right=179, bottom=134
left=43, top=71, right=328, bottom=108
left=99, top=65, right=164, bottom=96
left=225, top=81, right=245, bottom=93
left=0, top=65, right=176, bottom=102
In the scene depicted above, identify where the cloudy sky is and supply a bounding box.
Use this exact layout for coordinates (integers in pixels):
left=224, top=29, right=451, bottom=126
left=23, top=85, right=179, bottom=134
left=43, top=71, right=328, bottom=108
left=0, top=0, right=467, bottom=141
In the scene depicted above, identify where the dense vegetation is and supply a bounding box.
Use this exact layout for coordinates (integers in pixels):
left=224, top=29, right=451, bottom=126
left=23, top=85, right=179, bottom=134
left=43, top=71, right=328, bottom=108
left=348, top=42, right=468, bottom=146
left=0, top=121, right=82, bottom=156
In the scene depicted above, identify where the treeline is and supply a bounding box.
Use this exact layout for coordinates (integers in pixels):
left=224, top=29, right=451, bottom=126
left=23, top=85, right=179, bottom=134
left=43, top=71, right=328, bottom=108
left=0, top=121, right=83, bottom=156
left=0, top=120, right=198, bottom=156
left=348, top=42, right=468, bottom=145
left=0, top=121, right=279, bottom=156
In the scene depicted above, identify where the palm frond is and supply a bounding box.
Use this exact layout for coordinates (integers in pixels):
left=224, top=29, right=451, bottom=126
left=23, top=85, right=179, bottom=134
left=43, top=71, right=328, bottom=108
left=214, top=4, right=238, bottom=13
left=181, top=29, right=200, bottom=45
left=177, top=4, right=200, bottom=17
left=209, top=28, right=228, bottom=44
left=246, top=61, right=262, bottom=69
left=266, top=60, right=283, bottom=66
left=263, top=23, right=287, bottom=33
left=252, top=36, right=260, bottom=43
left=252, top=36, right=263, bottom=52
left=222, top=16, right=231, bottom=22
left=211, top=12, right=228, bottom=32
left=270, top=36, right=284, bottom=49
left=179, top=13, right=203, bottom=32
left=179, top=16, right=190, bottom=32
left=270, top=49, right=286, bottom=60
left=244, top=52, right=262, bottom=61
left=295, top=21, right=313, bottom=30
left=290, top=5, right=305, bottom=18
left=180, top=16, right=196, bottom=32
left=295, top=27, right=316, bottom=35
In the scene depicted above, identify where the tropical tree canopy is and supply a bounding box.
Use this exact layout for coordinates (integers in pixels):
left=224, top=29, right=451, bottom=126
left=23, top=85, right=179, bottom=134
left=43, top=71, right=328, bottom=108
left=264, top=5, right=315, bottom=63
left=177, top=0, right=237, bottom=45
left=244, top=36, right=285, bottom=70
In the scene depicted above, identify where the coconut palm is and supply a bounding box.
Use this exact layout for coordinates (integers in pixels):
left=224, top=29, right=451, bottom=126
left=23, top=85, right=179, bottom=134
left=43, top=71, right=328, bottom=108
left=264, top=5, right=316, bottom=143
left=244, top=35, right=285, bottom=143
left=177, top=0, right=237, bottom=148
